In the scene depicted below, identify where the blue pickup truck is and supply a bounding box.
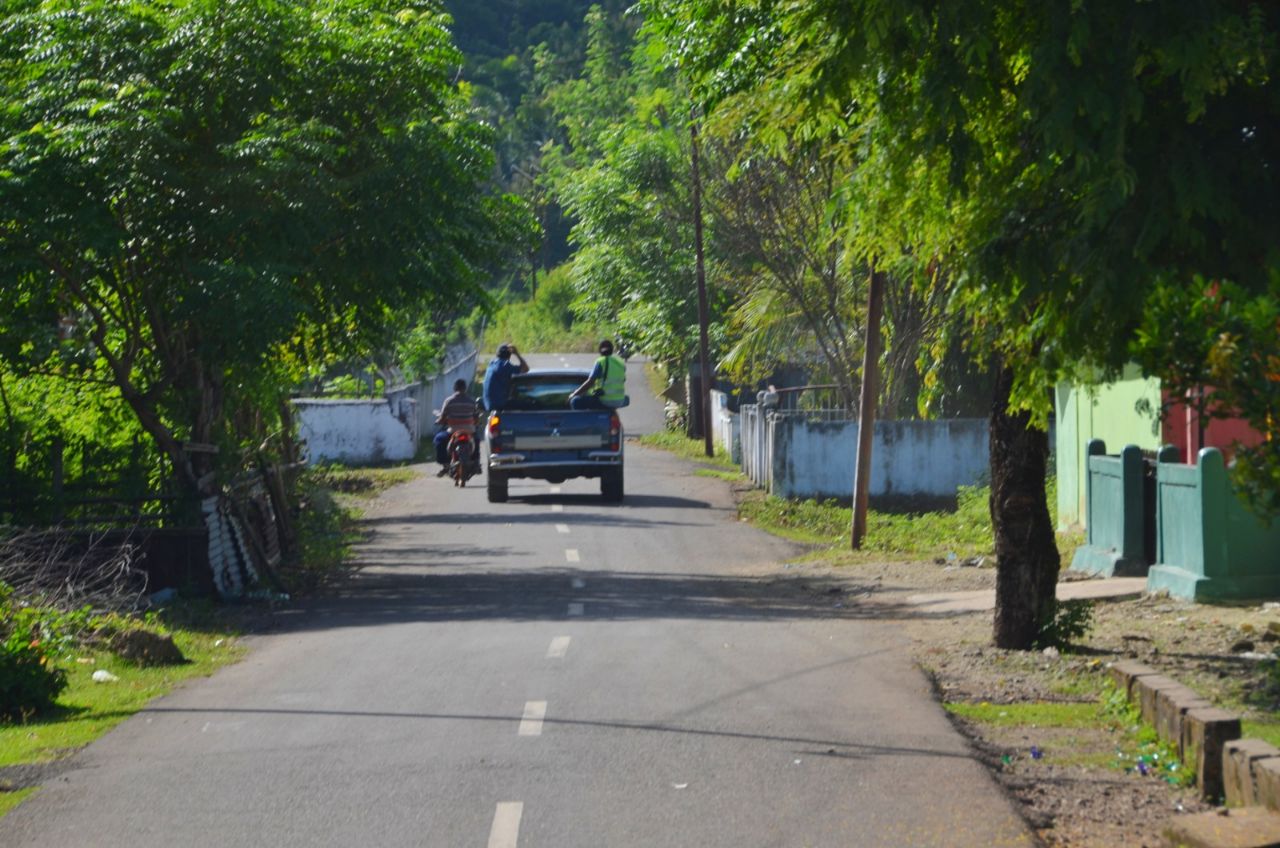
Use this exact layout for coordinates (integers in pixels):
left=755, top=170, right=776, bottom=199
left=485, top=369, right=624, bottom=503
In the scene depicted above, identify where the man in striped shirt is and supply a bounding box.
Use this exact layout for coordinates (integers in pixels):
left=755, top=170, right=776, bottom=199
left=435, top=379, right=481, bottom=477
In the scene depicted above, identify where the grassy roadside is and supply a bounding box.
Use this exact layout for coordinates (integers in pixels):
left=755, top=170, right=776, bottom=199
left=0, top=618, right=246, bottom=769
left=943, top=682, right=1191, bottom=786
left=639, top=428, right=1085, bottom=564
left=0, top=465, right=413, bottom=818
left=0, top=605, right=247, bottom=816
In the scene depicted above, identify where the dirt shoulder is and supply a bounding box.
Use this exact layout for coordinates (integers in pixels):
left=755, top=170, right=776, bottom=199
left=773, top=551, right=1280, bottom=847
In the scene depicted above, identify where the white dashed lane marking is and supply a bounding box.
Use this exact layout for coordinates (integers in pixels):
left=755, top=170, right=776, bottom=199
left=549, top=485, right=561, bottom=494
left=547, top=636, right=571, bottom=659
left=556, top=523, right=570, bottom=534
left=565, top=549, right=580, bottom=563
left=488, top=802, right=523, bottom=848
left=570, top=577, right=586, bottom=589
left=551, top=504, right=564, bottom=513
left=518, top=701, right=547, bottom=737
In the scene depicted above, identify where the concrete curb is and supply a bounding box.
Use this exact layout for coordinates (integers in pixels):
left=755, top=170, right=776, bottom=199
left=1108, top=661, right=1242, bottom=802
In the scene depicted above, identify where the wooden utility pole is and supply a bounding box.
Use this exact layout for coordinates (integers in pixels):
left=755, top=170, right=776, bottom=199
left=690, top=115, right=714, bottom=457
left=851, top=269, right=886, bottom=549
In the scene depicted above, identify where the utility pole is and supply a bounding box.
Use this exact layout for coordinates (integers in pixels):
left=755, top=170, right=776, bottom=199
left=690, top=114, right=714, bottom=458
left=851, top=268, right=886, bottom=549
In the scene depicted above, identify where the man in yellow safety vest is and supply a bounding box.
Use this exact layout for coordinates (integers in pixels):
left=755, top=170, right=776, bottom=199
left=569, top=339, right=627, bottom=410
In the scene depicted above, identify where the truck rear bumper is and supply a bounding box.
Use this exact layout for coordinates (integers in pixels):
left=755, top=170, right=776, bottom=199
left=488, top=452, right=622, bottom=476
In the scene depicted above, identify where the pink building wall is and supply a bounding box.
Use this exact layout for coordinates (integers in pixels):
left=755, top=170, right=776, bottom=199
left=1161, top=390, right=1264, bottom=464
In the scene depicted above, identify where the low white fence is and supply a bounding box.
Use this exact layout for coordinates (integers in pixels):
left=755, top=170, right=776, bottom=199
left=736, top=404, right=989, bottom=500
left=294, top=346, right=478, bottom=465
left=709, top=389, right=741, bottom=463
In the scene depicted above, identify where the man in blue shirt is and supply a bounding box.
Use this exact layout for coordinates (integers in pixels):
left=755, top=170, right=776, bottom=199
left=482, top=342, right=529, bottom=411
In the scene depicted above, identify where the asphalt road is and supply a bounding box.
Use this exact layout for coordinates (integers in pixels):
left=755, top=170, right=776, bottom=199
left=0, top=353, right=1032, bottom=847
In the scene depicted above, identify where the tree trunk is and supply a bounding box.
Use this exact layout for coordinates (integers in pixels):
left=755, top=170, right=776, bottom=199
left=989, top=363, right=1059, bottom=649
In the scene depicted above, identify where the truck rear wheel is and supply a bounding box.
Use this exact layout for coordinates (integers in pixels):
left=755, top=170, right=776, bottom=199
left=487, top=471, right=508, bottom=503
left=601, top=466, right=623, bottom=502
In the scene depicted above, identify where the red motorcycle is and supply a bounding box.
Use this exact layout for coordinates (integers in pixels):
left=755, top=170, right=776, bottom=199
left=447, top=429, right=481, bottom=487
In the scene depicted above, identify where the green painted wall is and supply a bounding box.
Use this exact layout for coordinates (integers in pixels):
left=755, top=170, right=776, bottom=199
left=1148, top=449, right=1280, bottom=600
left=1055, top=365, right=1162, bottom=529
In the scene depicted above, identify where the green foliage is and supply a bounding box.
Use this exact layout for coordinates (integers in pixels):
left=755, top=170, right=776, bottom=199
left=286, top=467, right=370, bottom=592
left=485, top=263, right=611, bottom=352
left=1134, top=276, right=1280, bottom=518
left=646, top=0, right=1280, bottom=516
left=0, top=583, right=70, bottom=722
left=1101, top=683, right=1194, bottom=787
left=540, top=6, right=734, bottom=370
left=1033, top=599, right=1096, bottom=651
left=0, top=0, right=530, bottom=495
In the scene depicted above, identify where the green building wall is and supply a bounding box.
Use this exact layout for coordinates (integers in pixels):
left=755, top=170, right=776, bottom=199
left=1055, top=366, right=1163, bottom=530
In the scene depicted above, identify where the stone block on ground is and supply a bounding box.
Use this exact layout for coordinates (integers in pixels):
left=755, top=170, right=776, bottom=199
left=1109, top=659, right=1160, bottom=698
left=1138, top=675, right=1184, bottom=726
left=1157, top=685, right=1214, bottom=750
left=1226, top=740, right=1280, bottom=808
left=1165, top=807, right=1280, bottom=848
left=1184, top=708, right=1244, bottom=802
left=1255, top=758, right=1280, bottom=813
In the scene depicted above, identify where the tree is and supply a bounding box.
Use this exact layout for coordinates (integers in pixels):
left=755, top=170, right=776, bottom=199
left=647, top=1, right=1279, bottom=647
left=0, top=0, right=528, bottom=497
left=542, top=5, right=725, bottom=370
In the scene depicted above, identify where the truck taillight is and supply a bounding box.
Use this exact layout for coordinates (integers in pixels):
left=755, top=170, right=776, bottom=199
left=609, top=412, right=621, bottom=452
left=488, top=414, right=501, bottom=453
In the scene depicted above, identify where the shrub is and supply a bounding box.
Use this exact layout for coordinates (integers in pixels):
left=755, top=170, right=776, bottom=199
left=0, top=582, right=78, bottom=721
left=1034, top=599, right=1096, bottom=651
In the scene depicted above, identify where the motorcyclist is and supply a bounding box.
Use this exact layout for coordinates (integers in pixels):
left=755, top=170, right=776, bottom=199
left=435, top=379, right=482, bottom=477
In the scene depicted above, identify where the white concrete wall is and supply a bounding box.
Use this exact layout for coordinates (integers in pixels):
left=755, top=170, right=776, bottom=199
left=740, top=407, right=989, bottom=500
left=294, top=344, right=478, bottom=467
left=294, top=399, right=417, bottom=465
left=709, top=389, right=741, bottom=463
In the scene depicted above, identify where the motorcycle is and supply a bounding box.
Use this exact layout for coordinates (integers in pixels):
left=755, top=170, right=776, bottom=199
left=447, top=429, right=482, bottom=487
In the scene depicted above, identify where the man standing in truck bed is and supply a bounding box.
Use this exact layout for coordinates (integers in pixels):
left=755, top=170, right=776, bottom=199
left=482, top=342, right=529, bottom=411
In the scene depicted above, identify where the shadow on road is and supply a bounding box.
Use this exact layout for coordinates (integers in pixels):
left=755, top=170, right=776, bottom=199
left=274, top=566, right=938, bottom=633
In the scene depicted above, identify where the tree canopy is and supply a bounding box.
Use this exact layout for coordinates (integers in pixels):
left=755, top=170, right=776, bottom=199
left=0, top=0, right=529, bottom=494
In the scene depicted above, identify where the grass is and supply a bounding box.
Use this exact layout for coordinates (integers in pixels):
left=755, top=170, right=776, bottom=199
left=0, top=788, right=37, bottom=817
left=946, top=682, right=1194, bottom=786
left=946, top=700, right=1102, bottom=728
left=694, top=468, right=743, bottom=483
left=1244, top=719, right=1280, bottom=749
left=637, top=430, right=737, bottom=470
left=306, top=464, right=418, bottom=498
left=734, top=483, right=996, bottom=558
left=0, top=620, right=244, bottom=768
left=641, top=427, right=1090, bottom=564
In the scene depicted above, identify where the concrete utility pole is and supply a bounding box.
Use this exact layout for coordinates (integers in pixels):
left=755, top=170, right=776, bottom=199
left=851, top=269, right=886, bottom=549
left=690, top=115, right=714, bottom=458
